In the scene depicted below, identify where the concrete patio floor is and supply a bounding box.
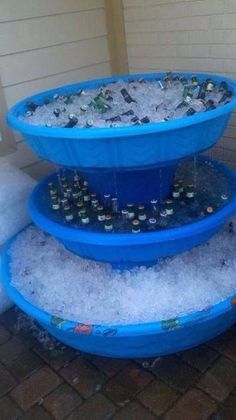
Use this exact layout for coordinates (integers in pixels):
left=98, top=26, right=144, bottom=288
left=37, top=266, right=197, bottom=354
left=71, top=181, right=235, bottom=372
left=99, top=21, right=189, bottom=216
left=0, top=307, right=235, bottom=420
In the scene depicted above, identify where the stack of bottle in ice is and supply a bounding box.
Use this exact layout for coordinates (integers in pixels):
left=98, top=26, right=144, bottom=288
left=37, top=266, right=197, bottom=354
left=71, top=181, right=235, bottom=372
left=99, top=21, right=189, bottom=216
left=45, top=158, right=232, bottom=234
left=21, top=73, right=233, bottom=129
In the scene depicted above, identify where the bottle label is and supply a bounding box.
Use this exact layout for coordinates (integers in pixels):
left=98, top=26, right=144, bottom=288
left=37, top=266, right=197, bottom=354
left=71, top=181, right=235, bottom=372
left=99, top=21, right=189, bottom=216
left=132, top=228, right=141, bottom=233
left=105, top=224, right=113, bottom=231
left=82, top=217, right=90, bottom=224
left=138, top=214, right=147, bottom=221
left=186, top=192, right=194, bottom=198
left=98, top=215, right=106, bottom=221
left=172, top=191, right=180, bottom=198
left=52, top=203, right=60, bottom=210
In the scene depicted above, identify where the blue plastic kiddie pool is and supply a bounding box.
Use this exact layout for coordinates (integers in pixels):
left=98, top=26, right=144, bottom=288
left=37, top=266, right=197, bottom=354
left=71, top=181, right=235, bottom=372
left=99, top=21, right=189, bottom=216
left=29, top=157, right=236, bottom=269
left=1, top=233, right=236, bottom=358
left=7, top=72, right=236, bottom=204
left=5, top=71, right=236, bottom=357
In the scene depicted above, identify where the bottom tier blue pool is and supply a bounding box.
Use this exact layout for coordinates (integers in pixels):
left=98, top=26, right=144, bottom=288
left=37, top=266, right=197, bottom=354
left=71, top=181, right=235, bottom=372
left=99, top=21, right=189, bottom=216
left=1, top=233, right=236, bottom=358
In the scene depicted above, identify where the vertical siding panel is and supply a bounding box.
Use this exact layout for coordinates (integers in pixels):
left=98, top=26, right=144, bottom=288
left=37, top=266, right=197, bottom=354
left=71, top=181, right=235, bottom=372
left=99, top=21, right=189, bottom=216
left=123, top=0, right=236, bottom=166
left=0, top=0, right=111, bottom=175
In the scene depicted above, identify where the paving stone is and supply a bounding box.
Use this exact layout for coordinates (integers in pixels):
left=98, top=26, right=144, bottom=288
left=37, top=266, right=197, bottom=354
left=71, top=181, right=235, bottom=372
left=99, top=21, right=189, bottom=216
left=164, top=388, right=216, bottom=420
left=180, top=345, right=219, bottom=372
left=67, top=393, right=116, bottom=420
left=0, top=363, right=17, bottom=397
left=43, top=383, right=82, bottom=419
left=114, top=362, right=153, bottom=397
left=137, top=379, right=179, bottom=416
left=90, top=355, right=128, bottom=377
left=8, top=351, right=44, bottom=381
left=0, top=307, right=20, bottom=334
left=151, top=355, right=199, bottom=393
left=103, top=378, right=133, bottom=406
left=21, top=405, right=53, bottom=420
left=0, top=396, right=22, bottom=420
left=197, top=356, right=236, bottom=402
left=113, top=400, right=156, bottom=420
left=210, top=392, right=236, bottom=420
left=208, top=332, right=236, bottom=362
left=0, top=336, right=28, bottom=365
left=60, top=356, right=107, bottom=399
left=33, top=343, right=76, bottom=371
left=10, top=366, right=62, bottom=410
left=0, top=325, right=11, bottom=345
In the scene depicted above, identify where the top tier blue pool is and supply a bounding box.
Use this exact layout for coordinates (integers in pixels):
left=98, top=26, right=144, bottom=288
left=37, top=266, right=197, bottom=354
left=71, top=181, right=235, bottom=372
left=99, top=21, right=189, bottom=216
left=7, top=72, right=236, bottom=170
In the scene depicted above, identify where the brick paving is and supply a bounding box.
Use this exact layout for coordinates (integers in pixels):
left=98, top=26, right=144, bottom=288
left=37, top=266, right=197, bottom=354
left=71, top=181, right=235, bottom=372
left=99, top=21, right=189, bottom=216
left=0, top=307, right=235, bottom=420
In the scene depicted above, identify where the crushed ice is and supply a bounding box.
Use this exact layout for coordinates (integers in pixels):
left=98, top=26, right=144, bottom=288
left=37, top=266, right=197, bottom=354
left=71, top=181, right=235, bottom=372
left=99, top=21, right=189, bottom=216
left=20, top=76, right=232, bottom=129
left=9, top=222, right=236, bottom=325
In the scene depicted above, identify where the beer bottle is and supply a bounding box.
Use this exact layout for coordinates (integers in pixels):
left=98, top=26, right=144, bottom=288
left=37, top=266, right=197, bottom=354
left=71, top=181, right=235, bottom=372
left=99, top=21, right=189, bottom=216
left=91, top=193, right=99, bottom=209
left=150, top=199, right=158, bottom=216
left=64, top=114, right=78, bottom=128
left=164, top=199, right=174, bottom=215
left=27, top=101, right=38, bottom=112
left=53, top=108, right=61, bottom=118
left=132, top=219, right=141, bottom=233
left=85, top=119, right=94, bottom=128
left=104, top=193, right=111, bottom=210
left=172, top=184, right=181, bottom=200
left=51, top=197, right=60, bottom=211
left=127, top=203, right=135, bottom=219
left=219, top=90, right=232, bottom=104
left=64, top=205, right=74, bottom=222
left=111, top=197, right=119, bottom=214
left=104, top=215, right=113, bottom=232
left=120, top=88, right=136, bottom=104
left=80, top=209, right=90, bottom=225
left=97, top=205, right=106, bottom=222
left=137, top=205, right=147, bottom=221
left=206, top=80, right=215, bottom=92
left=147, top=217, right=157, bottom=231
left=185, top=184, right=195, bottom=201
left=82, top=187, right=91, bottom=205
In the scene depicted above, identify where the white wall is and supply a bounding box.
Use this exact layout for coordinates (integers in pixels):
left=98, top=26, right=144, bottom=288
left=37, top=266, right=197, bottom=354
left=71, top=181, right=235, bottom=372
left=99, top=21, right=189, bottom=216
left=123, top=0, right=236, bottom=168
left=0, top=0, right=111, bottom=179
